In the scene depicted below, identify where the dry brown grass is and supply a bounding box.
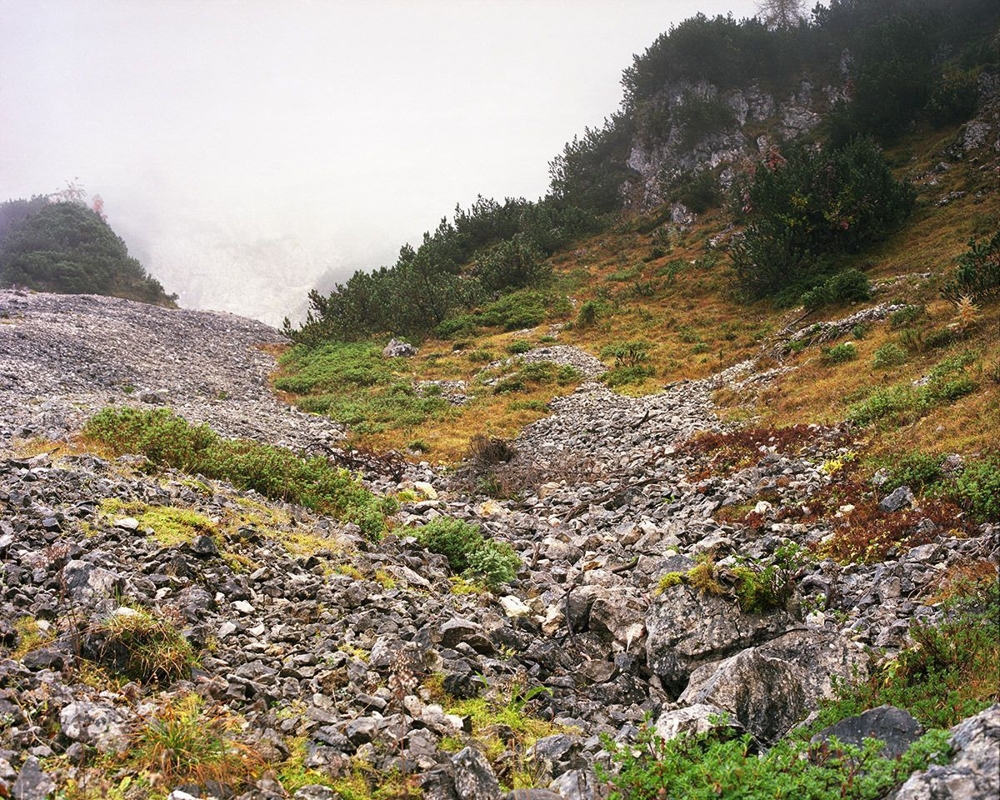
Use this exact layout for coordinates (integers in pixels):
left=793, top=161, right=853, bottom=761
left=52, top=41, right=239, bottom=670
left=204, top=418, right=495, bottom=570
left=924, top=559, right=999, bottom=606
left=271, top=121, right=998, bottom=469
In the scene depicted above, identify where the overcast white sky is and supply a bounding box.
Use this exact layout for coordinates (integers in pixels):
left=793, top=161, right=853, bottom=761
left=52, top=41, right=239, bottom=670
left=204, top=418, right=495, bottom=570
left=1, top=0, right=760, bottom=325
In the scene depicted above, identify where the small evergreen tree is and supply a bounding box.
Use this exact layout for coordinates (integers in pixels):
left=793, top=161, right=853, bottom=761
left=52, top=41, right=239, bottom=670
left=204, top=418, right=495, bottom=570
left=729, top=138, right=914, bottom=300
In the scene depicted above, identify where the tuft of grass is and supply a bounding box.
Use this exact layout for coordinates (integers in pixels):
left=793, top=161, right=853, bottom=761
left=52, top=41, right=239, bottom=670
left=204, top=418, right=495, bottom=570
left=686, top=555, right=727, bottom=597
left=131, top=694, right=264, bottom=791
left=87, top=606, right=196, bottom=684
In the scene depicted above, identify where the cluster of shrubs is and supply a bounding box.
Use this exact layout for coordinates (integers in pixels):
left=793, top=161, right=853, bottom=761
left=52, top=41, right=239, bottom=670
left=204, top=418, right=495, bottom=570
left=728, top=137, right=914, bottom=302
left=284, top=198, right=602, bottom=346
left=84, top=407, right=395, bottom=539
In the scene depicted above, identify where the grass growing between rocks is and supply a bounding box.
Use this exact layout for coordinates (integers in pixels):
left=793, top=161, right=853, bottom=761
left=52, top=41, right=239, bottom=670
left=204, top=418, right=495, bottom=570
left=817, top=577, right=1000, bottom=731
left=130, top=694, right=263, bottom=794
left=56, top=695, right=265, bottom=800
left=83, top=406, right=396, bottom=540
left=273, top=338, right=586, bottom=461
left=427, top=675, right=563, bottom=791
left=96, top=498, right=217, bottom=548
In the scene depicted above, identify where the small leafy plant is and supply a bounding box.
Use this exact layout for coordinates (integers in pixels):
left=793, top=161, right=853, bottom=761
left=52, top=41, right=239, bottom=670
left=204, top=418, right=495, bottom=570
left=823, top=342, right=858, bottom=364
left=412, top=517, right=520, bottom=589
left=601, top=721, right=950, bottom=800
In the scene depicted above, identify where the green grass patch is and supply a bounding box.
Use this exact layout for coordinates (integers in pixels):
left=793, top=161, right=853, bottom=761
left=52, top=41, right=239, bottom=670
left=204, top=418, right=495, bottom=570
left=848, top=350, right=980, bottom=427
left=275, top=341, right=455, bottom=437
left=97, top=499, right=216, bottom=547
left=84, top=407, right=396, bottom=539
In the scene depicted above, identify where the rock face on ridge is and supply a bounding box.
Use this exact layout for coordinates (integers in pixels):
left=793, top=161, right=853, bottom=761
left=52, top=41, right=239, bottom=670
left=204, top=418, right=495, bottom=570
left=0, top=289, right=996, bottom=799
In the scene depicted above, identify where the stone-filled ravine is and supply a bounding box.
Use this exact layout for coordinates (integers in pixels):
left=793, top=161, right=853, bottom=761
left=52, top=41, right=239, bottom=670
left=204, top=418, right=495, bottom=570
left=0, top=290, right=996, bottom=800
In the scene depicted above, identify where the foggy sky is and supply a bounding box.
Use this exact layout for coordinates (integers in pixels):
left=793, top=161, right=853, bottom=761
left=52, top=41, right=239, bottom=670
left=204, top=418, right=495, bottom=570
left=2, top=0, right=760, bottom=326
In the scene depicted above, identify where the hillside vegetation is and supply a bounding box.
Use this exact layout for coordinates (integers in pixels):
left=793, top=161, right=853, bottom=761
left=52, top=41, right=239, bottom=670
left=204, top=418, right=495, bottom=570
left=269, top=5, right=1000, bottom=791
left=280, top=0, right=999, bottom=466
left=0, top=194, right=176, bottom=306
left=2, top=2, right=998, bottom=799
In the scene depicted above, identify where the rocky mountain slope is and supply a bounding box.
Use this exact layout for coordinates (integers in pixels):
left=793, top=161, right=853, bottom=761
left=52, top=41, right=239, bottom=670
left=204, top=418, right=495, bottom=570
left=0, top=288, right=996, bottom=799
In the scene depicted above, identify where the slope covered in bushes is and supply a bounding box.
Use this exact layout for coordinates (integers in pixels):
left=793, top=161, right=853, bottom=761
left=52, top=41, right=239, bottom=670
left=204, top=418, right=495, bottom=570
left=0, top=197, right=175, bottom=305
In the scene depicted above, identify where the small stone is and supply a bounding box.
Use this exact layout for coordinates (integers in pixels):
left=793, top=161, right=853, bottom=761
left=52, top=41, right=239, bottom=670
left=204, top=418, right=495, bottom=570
left=878, top=486, right=914, bottom=513
left=191, top=535, right=219, bottom=556
left=499, top=596, right=531, bottom=618
left=414, top=481, right=438, bottom=500
left=11, top=757, right=55, bottom=800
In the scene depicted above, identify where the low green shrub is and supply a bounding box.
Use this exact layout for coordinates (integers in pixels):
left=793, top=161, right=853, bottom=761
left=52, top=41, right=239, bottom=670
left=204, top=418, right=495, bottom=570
left=493, top=361, right=580, bottom=394
left=948, top=453, right=1000, bottom=522
left=801, top=269, right=872, bottom=310
left=731, top=545, right=806, bottom=613
left=601, top=721, right=950, bottom=800
left=412, top=517, right=520, bottom=589
left=506, top=339, right=532, bottom=354
left=942, top=232, right=1000, bottom=305
left=823, top=342, right=858, bottom=364
left=85, top=407, right=395, bottom=539
left=872, top=342, right=908, bottom=369
left=601, top=340, right=652, bottom=368
left=576, top=299, right=604, bottom=328
left=275, top=341, right=394, bottom=394
left=603, top=364, right=657, bottom=387
left=847, top=370, right=977, bottom=427
left=880, top=451, right=945, bottom=493
left=889, top=305, right=925, bottom=329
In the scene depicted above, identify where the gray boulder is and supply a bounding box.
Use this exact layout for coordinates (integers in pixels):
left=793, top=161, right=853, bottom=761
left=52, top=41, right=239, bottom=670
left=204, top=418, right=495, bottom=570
left=812, top=705, right=923, bottom=759
left=679, top=629, right=868, bottom=743
left=549, top=769, right=604, bottom=800
left=61, top=560, right=122, bottom=606
left=384, top=338, right=417, bottom=358
left=11, top=757, right=55, bottom=800
left=59, top=700, right=129, bottom=754
left=645, top=585, right=790, bottom=695
left=879, top=486, right=915, bottom=513
left=453, top=746, right=502, bottom=800
left=654, top=702, right=744, bottom=742
left=890, top=704, right=1000, bottom=800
